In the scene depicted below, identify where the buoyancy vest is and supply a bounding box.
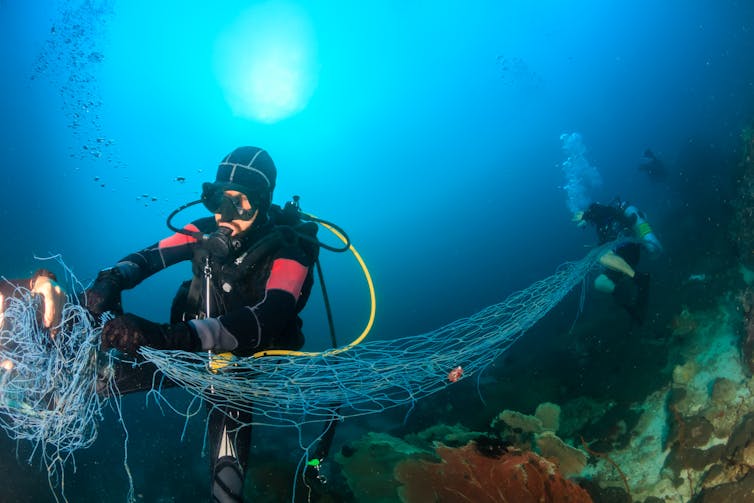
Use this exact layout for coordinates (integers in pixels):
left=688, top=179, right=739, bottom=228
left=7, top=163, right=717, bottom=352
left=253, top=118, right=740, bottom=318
left=170, top=207, right=319, bottom=325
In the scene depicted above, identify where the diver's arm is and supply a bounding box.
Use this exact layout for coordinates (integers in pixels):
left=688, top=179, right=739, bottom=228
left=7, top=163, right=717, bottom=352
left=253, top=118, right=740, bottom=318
left=113, top=221, right=206, bottom=287
left=85, top=220, right=212, bottom=316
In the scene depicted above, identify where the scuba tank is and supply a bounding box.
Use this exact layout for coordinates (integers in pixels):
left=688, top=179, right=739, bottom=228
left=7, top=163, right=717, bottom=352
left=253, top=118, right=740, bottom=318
left=622, top=204, right=663, bottom=258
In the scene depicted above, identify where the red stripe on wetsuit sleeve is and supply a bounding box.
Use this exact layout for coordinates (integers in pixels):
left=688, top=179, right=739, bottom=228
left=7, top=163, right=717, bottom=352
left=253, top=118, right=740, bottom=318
left=266, top=258, right=309, bottom=300
left=159, top=224, right=200, bottom=249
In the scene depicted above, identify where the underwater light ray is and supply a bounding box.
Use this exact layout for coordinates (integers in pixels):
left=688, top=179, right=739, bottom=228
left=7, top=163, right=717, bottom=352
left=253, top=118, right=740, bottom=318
left=213, top=1, right=317, bottom=123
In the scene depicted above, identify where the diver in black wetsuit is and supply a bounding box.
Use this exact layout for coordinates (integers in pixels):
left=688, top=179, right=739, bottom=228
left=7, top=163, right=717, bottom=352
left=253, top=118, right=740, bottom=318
left=575, top=199, right=662, bottom=324
left=84, top=146, right=319, bottom=502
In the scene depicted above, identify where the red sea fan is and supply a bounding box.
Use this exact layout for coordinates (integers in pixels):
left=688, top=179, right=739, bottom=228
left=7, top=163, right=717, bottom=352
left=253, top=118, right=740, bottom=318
left=395, top=443, right=593, bottom=503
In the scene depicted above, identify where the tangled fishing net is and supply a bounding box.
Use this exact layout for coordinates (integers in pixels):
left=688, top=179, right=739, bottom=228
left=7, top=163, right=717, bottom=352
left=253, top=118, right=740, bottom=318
left=0, top=275, right=104, bottom=494
left=0, top=242, right=614, bottom=496
left=142, top=243, right=607, bottom=428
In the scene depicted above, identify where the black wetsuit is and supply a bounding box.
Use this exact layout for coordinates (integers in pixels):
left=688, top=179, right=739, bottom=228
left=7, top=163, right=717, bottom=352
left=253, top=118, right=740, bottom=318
left=117, top=216, right=317, bottom=352
left=105, top=215, right=318, bottom=503
left=582, top=202, right=649, bottom=323
left=582, top=202, right=640, bottom=270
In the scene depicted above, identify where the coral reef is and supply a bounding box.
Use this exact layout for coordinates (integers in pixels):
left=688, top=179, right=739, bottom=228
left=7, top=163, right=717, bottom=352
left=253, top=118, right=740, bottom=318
left=738, top=287, right=754, bottom=374
left=694, top=470, right=754, bottom=502
left=332, top=126, right=754, bottom=502
left=578, top=295, right=754, bottom=502
left=394, top=442, right=592, bottom=503
left=491, top=408, right=544, bottom=433
left=491, top=402, right=590, bottom=478
left=334, top=432, right=430, bottom=502
left=537, top=431, right=587, bottom=476
left=403, top=422, right=481, bottom=451
left=535, top=401, right=561, bottom=432
left=334, top=294, right=754, bottom=502
left=335, top=416, right=591, bottom=502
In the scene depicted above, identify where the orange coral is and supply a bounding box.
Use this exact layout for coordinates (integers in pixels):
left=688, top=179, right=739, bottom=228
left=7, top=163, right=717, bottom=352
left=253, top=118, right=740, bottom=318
left=395, top=442, right=593, bottom=503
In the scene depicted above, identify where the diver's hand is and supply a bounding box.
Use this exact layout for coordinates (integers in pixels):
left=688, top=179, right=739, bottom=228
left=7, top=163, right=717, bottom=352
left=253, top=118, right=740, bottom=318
left=101, top=313, right=200, bottom=355
left=84, top=268, right=124, bottom=317
left=101, top=313, right=151, bottom=355
left=30, top=270, right=67, bottom=335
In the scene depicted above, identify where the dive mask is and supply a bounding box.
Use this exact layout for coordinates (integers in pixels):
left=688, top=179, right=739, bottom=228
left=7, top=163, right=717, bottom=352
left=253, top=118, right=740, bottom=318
left=201, top=182, right=256, bottom=222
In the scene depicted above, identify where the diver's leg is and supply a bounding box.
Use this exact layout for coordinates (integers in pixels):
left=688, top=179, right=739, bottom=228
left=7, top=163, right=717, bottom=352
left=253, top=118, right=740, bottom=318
left=611, top=272, right=651, bottom=325
left=631, top=272, right=651, bottom=323
left=208, top=405, right=252, bottom=503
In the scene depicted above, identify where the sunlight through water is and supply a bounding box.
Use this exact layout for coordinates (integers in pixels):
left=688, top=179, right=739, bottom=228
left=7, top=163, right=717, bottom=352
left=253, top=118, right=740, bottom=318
left=213, top=1, right=317, bottom=123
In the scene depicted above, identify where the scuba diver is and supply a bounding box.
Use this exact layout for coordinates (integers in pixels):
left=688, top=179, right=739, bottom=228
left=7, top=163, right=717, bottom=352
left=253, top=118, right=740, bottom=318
left=574, top=198, right=663, bottom=324
left=83, top=146, right=321, bottom=502
left=638, top=148, right=667, bottom=182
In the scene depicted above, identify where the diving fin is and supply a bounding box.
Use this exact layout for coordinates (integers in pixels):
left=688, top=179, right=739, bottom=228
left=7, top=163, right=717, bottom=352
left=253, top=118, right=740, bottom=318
left=212, top=456, right=244, bottom=503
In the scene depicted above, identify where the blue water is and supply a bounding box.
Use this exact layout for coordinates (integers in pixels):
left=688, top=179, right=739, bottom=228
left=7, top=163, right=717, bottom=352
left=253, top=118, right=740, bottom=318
left=1, top=0, right=752, bottom=501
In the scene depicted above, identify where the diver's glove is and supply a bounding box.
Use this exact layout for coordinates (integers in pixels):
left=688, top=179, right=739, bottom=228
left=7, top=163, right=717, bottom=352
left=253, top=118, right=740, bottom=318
left=101, top=313, right=202, bottom=355
left=85, top=261, right=143, bottom=317
left=186, top=318, right=240, bottom=353
left=84, top=268, right=126, bottom=317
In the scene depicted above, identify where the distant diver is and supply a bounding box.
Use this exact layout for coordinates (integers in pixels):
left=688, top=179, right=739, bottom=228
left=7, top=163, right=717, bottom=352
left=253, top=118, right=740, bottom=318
left=574, top=198, right=663, bottom=324
left=638, top=148, right=666, bottom=182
